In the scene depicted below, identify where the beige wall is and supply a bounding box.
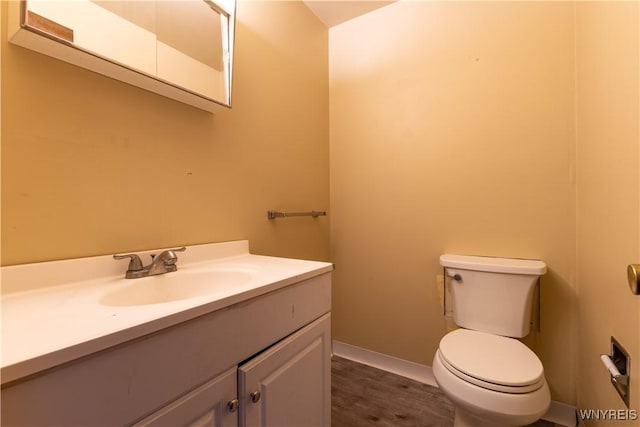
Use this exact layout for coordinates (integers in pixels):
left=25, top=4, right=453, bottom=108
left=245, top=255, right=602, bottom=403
left=1, top=1, right=330, bottom=266
left=576, top=1, right=640, bottom=420
left=330, top=0, right=640, bottom=412
left=330, top=1, right=577, bottom=404
left=3, top=0, right=639, bottom=416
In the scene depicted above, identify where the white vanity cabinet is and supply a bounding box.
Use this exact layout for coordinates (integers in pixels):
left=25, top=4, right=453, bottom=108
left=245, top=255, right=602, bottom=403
left=1, top=273, right=332, bottom=427
left=135, top=314, right=331, bottom=427
left=134, top=367, right=238, bottom=427
left=239, top=314, right=331, bottom=427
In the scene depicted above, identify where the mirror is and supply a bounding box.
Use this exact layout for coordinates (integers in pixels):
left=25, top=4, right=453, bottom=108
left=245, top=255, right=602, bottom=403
left=9, top=0, right=235, bottom=112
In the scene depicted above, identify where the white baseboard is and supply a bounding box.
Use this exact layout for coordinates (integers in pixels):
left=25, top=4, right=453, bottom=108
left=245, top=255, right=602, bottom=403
left=544, top=401, right=579, bottom=427
left=332, top=340, right=578, bottom=427
left=332, top=340, right=437, bottom=387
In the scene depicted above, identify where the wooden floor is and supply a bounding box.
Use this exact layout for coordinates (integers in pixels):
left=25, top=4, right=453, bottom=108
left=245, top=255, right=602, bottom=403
left=331, top=356, right=554, bottom=427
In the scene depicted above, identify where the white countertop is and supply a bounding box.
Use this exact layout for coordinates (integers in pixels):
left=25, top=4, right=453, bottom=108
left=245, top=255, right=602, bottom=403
left=1, top=241, right=333, bottom=384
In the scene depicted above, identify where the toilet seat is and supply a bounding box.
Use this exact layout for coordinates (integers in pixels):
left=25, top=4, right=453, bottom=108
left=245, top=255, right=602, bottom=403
left=438, top=329, right=545, bottom=394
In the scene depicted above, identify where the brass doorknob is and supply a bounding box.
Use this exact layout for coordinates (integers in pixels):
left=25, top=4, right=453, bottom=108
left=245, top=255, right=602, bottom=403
left=627, top=264, right=640, bottom=295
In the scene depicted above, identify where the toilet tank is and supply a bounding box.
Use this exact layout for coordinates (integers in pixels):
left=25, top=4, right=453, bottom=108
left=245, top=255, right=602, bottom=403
left=440, top=254, right=547, bottom=338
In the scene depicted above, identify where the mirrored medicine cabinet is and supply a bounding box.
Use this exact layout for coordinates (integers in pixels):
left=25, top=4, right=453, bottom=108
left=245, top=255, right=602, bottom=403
left=8, top=0, right=236, bottom=112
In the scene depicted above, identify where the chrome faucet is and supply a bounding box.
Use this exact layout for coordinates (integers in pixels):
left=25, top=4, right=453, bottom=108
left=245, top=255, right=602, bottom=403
left=114, top=247, right=186, bottom=279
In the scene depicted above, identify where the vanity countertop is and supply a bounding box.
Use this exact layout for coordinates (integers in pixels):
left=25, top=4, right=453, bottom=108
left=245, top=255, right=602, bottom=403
left=1, top=241, right=333, bottom=385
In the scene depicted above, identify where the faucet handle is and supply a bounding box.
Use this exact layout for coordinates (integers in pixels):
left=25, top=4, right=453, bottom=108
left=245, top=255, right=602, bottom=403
left=113, top=253, right=144, bottom=272
left=161, top=247, right=187, bottom=265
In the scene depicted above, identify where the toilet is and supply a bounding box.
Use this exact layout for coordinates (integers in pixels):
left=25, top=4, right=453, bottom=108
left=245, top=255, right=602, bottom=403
left=433, top=254, right=550, bottom=427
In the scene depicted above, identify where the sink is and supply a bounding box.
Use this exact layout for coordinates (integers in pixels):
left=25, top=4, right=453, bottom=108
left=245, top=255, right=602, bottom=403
left=100, top=268, right=254, bottom=306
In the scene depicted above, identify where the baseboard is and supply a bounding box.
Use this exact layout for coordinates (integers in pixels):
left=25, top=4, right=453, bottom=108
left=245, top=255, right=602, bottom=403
left=332, top=340, right=437, bottom=386
left=544, top=401, right=580, bottom=427
left=332, top=340, right=579, bottom=427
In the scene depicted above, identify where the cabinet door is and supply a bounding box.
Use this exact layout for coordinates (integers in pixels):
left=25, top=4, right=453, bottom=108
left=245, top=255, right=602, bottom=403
left=133, top=367, right=238, bottom=427
left=239, top=313, right=331, bottom=427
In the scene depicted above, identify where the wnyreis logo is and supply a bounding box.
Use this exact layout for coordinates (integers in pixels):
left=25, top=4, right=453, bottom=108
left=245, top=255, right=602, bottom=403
left=578, top=409, right=638, bottom=421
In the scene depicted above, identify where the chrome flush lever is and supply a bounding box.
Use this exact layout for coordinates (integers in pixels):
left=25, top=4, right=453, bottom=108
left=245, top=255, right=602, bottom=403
left=442, top=270, right=462, bottom=317
left=627, top=264, right=640, bottom=295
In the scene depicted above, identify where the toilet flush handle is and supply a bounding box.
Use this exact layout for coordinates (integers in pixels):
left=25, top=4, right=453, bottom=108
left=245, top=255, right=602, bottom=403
left=628, top=264, right=640, bottom=295
left=442, top=271, right=462, bottom=317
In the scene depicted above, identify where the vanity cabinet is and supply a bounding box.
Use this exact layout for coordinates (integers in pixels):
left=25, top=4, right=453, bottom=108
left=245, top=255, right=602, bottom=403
left=135, top=314, right=331, bottom=427
left=134, top=367, right=238, bottom=427
left=1, top=274, right=331, bottom=427
left=239, top=314, right=331, bottom=427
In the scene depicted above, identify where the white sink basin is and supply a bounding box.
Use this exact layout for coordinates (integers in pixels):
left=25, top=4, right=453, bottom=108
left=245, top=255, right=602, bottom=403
left=100, top=268, right=253, bottom=306
left=1, top=240, right=335, bottom=385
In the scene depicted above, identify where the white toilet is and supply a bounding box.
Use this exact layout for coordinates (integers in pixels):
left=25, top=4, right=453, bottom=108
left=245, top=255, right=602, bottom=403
left=433, top=254, right=550, bottom=427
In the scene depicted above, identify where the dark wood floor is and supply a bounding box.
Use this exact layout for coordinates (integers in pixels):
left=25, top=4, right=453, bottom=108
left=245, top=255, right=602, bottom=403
left=331, top=356, right=554, bottom=427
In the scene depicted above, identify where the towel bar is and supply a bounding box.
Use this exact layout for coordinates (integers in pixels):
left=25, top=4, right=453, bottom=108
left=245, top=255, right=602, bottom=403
left=267, top=210, right=327, bottom=220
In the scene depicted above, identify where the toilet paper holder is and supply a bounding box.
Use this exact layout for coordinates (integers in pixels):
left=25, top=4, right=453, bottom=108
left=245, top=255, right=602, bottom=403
left=600, top=336, right=630, bottom=407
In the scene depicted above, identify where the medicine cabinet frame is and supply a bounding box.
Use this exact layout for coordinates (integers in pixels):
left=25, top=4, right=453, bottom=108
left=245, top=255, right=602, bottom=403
left=7, top=0, right=236, bottom=113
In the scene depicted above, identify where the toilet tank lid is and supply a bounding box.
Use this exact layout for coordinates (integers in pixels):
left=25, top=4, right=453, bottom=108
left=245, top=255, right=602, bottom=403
left=440, top=254, right=546, bottom=275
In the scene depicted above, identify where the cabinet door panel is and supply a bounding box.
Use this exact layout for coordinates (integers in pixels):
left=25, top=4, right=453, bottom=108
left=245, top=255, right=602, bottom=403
left=133, top=367, right=237, bottom=427
left=239, top=314, right=331, bottom=427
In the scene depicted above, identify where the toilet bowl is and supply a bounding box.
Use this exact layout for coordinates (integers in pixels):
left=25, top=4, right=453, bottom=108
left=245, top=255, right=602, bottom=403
left=433, top=329, right=550, bottom=427
left=434, top=254, right=550, bottom=427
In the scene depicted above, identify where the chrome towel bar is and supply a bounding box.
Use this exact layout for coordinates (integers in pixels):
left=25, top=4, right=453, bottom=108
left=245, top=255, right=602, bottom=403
left=267, top=210, right=327, bottom=220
